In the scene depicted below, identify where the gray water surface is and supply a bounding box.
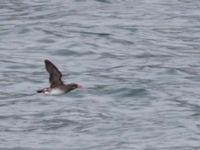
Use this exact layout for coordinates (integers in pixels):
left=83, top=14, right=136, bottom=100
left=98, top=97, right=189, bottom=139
left=1, top=0, right=200, bottom=149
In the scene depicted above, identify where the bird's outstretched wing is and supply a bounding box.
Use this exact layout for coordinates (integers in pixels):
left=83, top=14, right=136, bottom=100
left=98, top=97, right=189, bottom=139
left=44, top=59, right=64, bottom=88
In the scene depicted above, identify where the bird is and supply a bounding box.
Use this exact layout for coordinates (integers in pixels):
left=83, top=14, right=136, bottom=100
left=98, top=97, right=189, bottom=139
left=37, top=59, right=81, bottom=95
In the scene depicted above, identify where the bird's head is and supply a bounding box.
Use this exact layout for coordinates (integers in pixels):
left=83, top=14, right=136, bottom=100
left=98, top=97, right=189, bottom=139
left=68, top=83, right=82, bottom=90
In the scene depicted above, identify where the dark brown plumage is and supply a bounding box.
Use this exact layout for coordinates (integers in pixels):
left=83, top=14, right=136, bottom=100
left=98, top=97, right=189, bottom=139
left=45, top=59, right=63, bottom=88
left=37, top=59, right=81, bottom=95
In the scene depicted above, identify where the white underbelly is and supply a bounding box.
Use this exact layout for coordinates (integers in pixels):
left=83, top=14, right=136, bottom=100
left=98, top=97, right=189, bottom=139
left=45, top=88, right=65, bottom=95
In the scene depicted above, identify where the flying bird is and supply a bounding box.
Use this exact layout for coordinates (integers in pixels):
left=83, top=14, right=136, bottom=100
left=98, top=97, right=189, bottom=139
left=37, top=59, right=81, bottom=95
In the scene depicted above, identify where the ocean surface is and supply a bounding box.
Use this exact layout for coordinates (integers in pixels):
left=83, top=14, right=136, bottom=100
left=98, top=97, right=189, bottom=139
left=1, top=0, right=200, bottom=149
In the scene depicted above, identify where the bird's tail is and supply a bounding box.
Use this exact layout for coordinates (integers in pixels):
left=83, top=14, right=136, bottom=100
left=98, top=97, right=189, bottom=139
left=37, top=89, right=43, bottom=93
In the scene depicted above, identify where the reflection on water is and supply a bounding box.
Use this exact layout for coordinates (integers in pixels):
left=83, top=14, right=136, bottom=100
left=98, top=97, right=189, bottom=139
left=1, top=0, right=200, bottom=149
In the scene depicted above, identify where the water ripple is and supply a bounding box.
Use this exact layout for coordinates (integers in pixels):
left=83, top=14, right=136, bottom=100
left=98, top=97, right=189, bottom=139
left=1, top=0, right=200, bottom=149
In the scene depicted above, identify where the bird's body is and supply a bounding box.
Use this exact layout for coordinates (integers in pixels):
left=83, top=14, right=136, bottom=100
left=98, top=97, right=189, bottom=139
left=37, top=60, right=80, bottom=95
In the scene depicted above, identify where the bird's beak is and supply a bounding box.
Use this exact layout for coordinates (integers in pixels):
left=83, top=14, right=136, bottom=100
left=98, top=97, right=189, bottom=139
left=77, top=84, right=82, bottom=88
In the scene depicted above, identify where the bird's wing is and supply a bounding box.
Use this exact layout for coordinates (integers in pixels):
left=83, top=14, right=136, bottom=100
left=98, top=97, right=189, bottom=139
left=44, top=59, right=64, bottom=88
